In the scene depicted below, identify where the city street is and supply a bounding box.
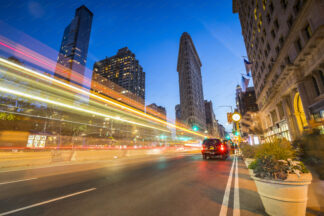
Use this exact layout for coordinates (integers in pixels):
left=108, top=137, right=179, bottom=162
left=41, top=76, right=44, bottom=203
left=0, top=154, right=265, bottom=216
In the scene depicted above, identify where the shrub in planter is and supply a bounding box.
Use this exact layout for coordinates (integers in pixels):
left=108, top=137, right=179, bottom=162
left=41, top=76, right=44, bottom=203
left=249, top=139, right=311, bottom=216
left=255, top=138, right=294, bottom=160
left=249, top=155, right=309, bottom=180
left=240, top=143, right=256, bottom=158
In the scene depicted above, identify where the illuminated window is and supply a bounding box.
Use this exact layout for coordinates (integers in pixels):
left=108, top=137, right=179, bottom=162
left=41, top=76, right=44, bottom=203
left=262, top=0, right=267, bottom=10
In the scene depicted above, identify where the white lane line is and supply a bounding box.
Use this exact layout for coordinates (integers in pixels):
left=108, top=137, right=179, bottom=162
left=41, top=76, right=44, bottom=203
left=233, top=157, right=240, bottom=216
left=0, top=188, right=96, bottom=216
left=0, top=178, right=37, bottom=185
left=219, top=157, right=235, bottom=216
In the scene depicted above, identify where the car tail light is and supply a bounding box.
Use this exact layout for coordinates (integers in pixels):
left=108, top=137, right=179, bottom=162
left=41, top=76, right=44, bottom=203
left=220, top=145, right=225, bottom=151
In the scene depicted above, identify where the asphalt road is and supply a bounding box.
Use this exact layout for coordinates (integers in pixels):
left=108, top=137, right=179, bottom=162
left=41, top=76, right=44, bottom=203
left=0, top=154, right=266, bottom=216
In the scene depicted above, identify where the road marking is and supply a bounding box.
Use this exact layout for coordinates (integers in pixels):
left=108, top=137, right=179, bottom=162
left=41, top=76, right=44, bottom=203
left=234, top=157, right=240, bottom=216
left=0, top=188, right=96, bottom=216
left=219, top=156, right=235, bottom=216
left=0, top=178, right=37, bottom=185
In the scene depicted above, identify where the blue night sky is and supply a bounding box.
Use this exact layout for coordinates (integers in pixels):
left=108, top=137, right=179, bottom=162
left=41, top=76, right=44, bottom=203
left=0, top=0, right=248, bottom=131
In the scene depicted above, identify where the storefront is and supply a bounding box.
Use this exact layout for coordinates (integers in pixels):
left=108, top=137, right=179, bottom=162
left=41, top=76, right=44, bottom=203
left=264, top=120, right=291, bottom=142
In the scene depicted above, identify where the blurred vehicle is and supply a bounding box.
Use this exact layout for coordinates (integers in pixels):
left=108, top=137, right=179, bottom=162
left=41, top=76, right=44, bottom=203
left=201, top=138, right=230, bottom=160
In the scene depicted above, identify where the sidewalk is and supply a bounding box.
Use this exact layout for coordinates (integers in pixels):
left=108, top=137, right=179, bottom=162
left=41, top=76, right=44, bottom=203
left=306, top=168, right=324, bottom=216
left=237, top=157, right=266, bottom=215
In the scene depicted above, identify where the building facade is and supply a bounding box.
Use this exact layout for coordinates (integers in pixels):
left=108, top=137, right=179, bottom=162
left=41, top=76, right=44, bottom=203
left=177, top=32, right=206, bottom=131
left=236, top=86, right=259, bottom=116
left=93, top=47, right=145, bottom=102
left=217, top=123, right=226, bottom=139
left=236, top=85, right=261, bottom=138
left=175, top=104, right=181, bottom=123
left=204, top=100, right=220, bottom=137
left=55, top=5, right=93, bottom=83
left=146, top=103, right=167, bottom=121
left=233, top=0, right=324, bottom=141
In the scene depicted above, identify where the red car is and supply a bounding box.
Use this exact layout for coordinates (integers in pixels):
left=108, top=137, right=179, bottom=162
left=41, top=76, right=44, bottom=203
left=202, top=139, right=230, bottom=160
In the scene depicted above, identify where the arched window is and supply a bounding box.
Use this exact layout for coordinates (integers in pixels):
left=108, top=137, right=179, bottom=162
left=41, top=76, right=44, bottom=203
left=312, top=76, right=320, bottom=96
left=320, top=70, right=324, bottom=86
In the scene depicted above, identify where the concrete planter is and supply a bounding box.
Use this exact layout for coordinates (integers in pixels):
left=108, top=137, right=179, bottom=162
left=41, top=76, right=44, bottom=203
left=244, top=158, right=254, bottom=167
left=252, top=173, right=312, bottom=216
left=243, top=158, right=255, bottom=176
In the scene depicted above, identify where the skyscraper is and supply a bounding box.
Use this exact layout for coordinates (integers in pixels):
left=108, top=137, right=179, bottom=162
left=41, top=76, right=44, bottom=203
left=204, top=100, right=219, bottom=137
left=177, top=32, right=206, bottom=131
left=93, top=47, right=145, bottom=101
left=55, top=5, right=93, bottom=84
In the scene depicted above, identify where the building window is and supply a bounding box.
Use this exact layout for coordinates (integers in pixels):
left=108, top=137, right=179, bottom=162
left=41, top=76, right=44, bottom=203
left=277, top=102, right=285, bottom=120
left=271, top=110, right=278, bottom=123
left=262, top=0, right=267, bottom=10
left=269, top=1, right=274, bottom=14
left=266, top=43, right=270, bottom=52
left=285, top=56, right=292, bottom=65
left=312, top=76, right=320, bottom=96
left=280, top=0, right=288, bottom=9
left=266, top=13, right=271, bottom=23
left=271, top=29, right=276, bottom=39
left=304, top=24, right=312, bottom=40
left=274, top=19, right=279, bottom=30
left=275, top=46, right=280, bottom=55
left=279, top=36, right=284, bottom=48
left=295, top=38, right=302, bottom=52
left=320, top=70, right=324, bottom=86
left=287, top=16, right=294, bottom=28
left=293, top=0, right=303, bottom=15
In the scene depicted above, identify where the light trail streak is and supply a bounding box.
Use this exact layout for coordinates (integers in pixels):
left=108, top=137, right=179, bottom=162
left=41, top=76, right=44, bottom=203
left=0, top=57, right=207, bottom=138
left=0, top=86, right=170, bottom=133
left=0, top=37, right=159, bottom=115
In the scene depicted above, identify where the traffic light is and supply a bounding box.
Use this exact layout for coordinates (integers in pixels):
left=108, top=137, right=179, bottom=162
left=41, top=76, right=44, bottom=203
left=225, top=134, right=231, bottom=140
left=192, top=125, right=199, bottom=131
left=227, top=112, right=232, bottom=124
left=234, top=131, right=240, bottom=136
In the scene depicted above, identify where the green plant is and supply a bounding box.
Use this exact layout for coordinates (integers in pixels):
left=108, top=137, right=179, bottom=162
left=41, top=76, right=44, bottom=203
left=251, top=156, right=309, bottom=180
left=240, top=143, right=256, bottom=158
left=255, top=138, right=295, bottom=160
left=248, top=160, right=257, bottom=169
